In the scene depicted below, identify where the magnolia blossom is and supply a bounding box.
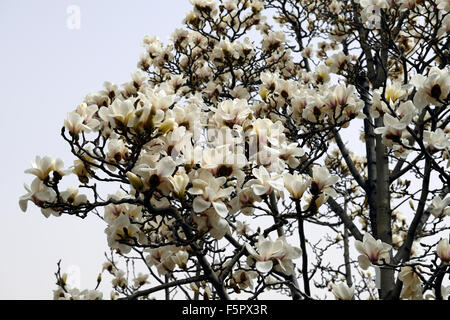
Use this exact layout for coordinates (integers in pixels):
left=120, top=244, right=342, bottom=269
left=189, top=170, right=233, bottom=217
left=60, top=187, right=87, bottom=205
left=398, top=266, right=423, bottom=300
left=193, top=208, right=230, bottom=240
left=168, top=168, right=189, bottom=198
left=232, top=270, right=258, bottom=290
left=25, top=156, right=66, bottom=181
left=355, top=233, right=392, bottom=269
left=429, top=196, right=450, bottom=218
left=283, top=173, right=310, bottom=200
left=249, top=166, right=283, bottom=196
left=145, top=246, right=176, bottom=276
left=331, top=282, right=355, bottom=300
left=374, top=113, right=412, bottom=149
left=245, top=235, right=301, bottom=275
left=19, top=177, right=57, bottom=216
left=310, top=166, right=338, bottom=197
left=436, top=238, right=450, bottom=264
left=412, top=67, right=450, bottom=110
left=211, top=99, right=252, bottom=128
left=105, top=214, right=141, bottom=254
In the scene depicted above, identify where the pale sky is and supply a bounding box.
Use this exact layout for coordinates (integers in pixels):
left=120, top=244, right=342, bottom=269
left=0, top=0, right=191, bottom=299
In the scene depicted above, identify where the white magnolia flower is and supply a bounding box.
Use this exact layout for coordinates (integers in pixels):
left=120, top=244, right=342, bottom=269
left=284, top=173, right=310, bottom=200
left=245, top=236, right=301, bottom=275
left=105, top=214, right=141, bottom=254
left=25, top=156, right=66, bottom=181
left=310, top=165, right=339, bottom=197
left=60, top=187, right=87, bottom=205
left=133, top=273, right=149, bottom=287
left=412, top=67, right=450, bottom=110
left=331, top=282, right=355, bottom=300
left=99, top=98, right=135, bottom=127
left=355, top=233, right=392, bottom=269
left=398, top=266, right=423, bottom=300
left=423, top=129, right=449, bottom=151
left=168, top=168, right=189, bottom=198
left=211, top=99, right=252, bottom=128
left=436, top=238, right=450, bottom=264
left=429, top=196, right=450, bottom=218
left=193, top=208, right=230, bottom=240
left=189, top=170, right=233, bottom=217
left=19, top=177, right=57, bottom=215
left=249, top=166, right=283, bottom=196
left=232, top=270, right=258, bottom=290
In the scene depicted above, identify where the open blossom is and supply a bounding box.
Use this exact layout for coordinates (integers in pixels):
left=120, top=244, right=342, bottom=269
left=283, top=173, right=310, bottom=200
left=249, top=166, right=283, bottom=196
left=245, top=236, right=301, bottom=275
left=99, top=98, right=135, bottom=127
left=145, top=246, right=176, bottom=276
left=211, top=99, right=252, bottom=128
left=331, top=282, right=355, bottom=300
left=232, top=270, right=258, bottom=290
left=355, top=233, right=392, bottom=269
left=411, top=67, right=450, bottom=110
left=374, top=113, right=412, bottom=148
left=398, top=266, right=423, bottom=300
left=193, top=208, right=230, bottom=240
left=189, top=170, right=233, bottom=217
left=105, top=214, right=141, bottom=254
left=310, top=165, right=338, bottom=197
left=429, top=196, right=450, bottom=218
left=19, top=177, right=57, bottom=215
left=436, top=238, right=450, bottom=264
left=60, top=187, right=87, bottom=205
left=25, top=156, right=66, bottom=181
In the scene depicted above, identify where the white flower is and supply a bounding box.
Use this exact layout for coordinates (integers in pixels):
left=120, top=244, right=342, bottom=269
left=211, top=99, right=252, bottom=128
left=133, top=273, right=149, bottom=287
left=429, top=196, right=450, bottom=218
left=398, top=266, right=423, bottom=300
left=249, top=166, right=283, bottom=196
left=60, top=187, right=87, bottom=205
left=310, top=165, right=338, bottom=197
left=283, top=173, right=310, bottom=200
left=99, top=98, right=135, bottom=127
left=105, top=214, right=141, bottom=254
left=25, top=156, right=66, bottom=181
left=245, top=236, right=301, bottom=275
left=168, top=168, right=189, bottom=198
left=19, top=177, right=57, bottom=215
left=355, top=233, right=392, bottom=269
left=189, top=170, right=233, bottom=217
left=193, top=208, right=230, bottom=240
left=412, top=67, right=450, bottom=110
left=331, top=282, right=355, bottom=300
left=436, top=238, right=450, bottom=264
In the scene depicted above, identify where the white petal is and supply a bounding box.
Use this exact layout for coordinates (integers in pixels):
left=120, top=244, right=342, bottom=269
left=256, top=260, right=273, bottom=273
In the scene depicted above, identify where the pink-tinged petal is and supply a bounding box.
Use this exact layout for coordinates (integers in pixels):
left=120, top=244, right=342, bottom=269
left=256, top=260, right=273, bottom=273
left=193, top=197, right=211, bottom=213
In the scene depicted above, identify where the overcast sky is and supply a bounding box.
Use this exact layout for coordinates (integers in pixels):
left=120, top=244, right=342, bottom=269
left=0, top=0, right=192, bottom=299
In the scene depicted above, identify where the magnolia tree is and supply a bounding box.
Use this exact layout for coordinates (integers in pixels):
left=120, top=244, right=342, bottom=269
left=20, top=0, right=449, bottom=300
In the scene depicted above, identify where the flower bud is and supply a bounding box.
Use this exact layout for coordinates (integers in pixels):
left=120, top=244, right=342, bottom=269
left=126, top=172, right=144, bottom=191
